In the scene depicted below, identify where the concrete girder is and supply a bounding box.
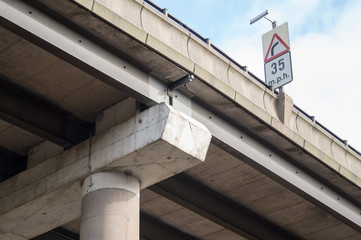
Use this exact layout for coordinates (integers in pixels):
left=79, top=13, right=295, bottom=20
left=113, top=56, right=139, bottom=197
left=32, top=228, right=79, bottom=240
left=0, top=103, right=211, bottom=239
left=151, top=174, right=301, bottom=240
left=0, top=80, right=91, bottom=148
left=0, top=146, right=26, bottom=181
left=140, top=212, right=200, bottom=240
left=33, top=213, right=200, bottom=240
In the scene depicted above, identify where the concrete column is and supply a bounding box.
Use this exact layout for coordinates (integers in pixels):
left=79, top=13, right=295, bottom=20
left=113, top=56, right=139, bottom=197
left=80, top=172, right=140, bottom=240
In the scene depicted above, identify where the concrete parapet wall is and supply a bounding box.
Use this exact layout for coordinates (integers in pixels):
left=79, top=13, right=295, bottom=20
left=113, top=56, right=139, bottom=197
left=68, top=0, right=361, bottom=186
left=76, top=0, right=275, bottom=117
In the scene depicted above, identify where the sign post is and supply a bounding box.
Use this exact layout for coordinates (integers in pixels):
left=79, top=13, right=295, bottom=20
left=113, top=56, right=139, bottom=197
left=262, top=22, right=293, bottom=90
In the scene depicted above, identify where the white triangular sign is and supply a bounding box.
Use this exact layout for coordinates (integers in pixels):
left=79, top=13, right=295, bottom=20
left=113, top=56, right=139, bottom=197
left=264, top=33, right=290, bottom=63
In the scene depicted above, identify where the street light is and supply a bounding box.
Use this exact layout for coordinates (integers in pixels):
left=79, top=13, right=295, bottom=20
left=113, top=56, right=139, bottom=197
left=250, top=9, right=277, bottom=29
left=250, top=10, right=269, bottom=25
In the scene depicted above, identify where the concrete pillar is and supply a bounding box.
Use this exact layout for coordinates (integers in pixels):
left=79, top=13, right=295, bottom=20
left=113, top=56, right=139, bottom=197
left=80, top=172, right=140, bottom=240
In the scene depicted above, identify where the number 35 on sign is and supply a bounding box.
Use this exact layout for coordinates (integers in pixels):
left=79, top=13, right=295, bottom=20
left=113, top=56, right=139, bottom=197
left=264, top=51, right=293, bottom=89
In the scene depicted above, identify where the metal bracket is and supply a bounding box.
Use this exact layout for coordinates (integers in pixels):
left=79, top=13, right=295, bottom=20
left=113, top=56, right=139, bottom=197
left=166, top=88, right=174, bottom=98
left=168, top=75, right=194, bottom=92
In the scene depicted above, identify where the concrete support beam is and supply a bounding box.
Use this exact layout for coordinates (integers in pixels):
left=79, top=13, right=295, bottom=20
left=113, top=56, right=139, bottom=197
left=140, top=213, right=199, bottom=240
left=151, top=174, right=300, bottom=240
left=34, top=213, right=199, bottom=240
left=28, top=141, right=64, bottom=168
left=0, top=79, right=91, bottom=148
left=0, top=103, right=211, bottom=239
left=0, top=147, right=26, bottom=181
left=95, top=97, right=138, bottom=134
left=80, top=172, right=140, bottom=240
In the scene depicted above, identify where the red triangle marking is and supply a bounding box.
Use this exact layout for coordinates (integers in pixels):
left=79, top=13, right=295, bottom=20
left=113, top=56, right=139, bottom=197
left=264, top=33, right=290, bottom=63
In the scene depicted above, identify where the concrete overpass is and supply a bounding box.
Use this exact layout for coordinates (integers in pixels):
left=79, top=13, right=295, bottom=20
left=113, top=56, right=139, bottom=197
left=0, top=0, right=361, bottom=239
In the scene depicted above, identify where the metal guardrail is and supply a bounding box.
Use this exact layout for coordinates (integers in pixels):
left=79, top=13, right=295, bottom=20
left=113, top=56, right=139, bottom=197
left=142, top=0, right=360, bottom=158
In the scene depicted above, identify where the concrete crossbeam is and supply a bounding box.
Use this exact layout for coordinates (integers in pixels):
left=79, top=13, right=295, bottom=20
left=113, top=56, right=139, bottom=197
left=28, top=141, right=64, bottom=168
left=0, top=103, right=211, bottom=240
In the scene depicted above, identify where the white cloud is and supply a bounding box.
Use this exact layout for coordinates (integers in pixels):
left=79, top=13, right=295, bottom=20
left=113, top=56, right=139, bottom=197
left=288, top=1, right=361, bottom=149
left=221, top=0, right=361, bottom=149
left=151, top=0, right=361, bottom=150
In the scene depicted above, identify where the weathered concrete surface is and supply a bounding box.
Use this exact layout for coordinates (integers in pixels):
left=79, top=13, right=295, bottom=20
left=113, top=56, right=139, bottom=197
left=95, top=97, right=138, bottom=134
left=28, top=141, right=64, bottom=168
left=0, top=102, right=211, bottom=239
left=81, top=188, right=139, bottom=240
left=63, top=0, right=361, bottom=188
left=80, top=172, right=140, bottom=240
left=1, top=0, right=360, bottom=238
left=276, top=91, right=294, bottom=127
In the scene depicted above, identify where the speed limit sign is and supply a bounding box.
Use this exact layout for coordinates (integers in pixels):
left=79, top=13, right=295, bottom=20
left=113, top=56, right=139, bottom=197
left=264, top=51, right=293, bottom=89
left=262, top=22, right=293, bottom=90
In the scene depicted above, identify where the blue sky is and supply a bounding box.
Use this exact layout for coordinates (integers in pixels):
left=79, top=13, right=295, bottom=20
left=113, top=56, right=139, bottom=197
left=150, top=0, right=361, bottom=151
left=151, top=0, right=352, bottom=43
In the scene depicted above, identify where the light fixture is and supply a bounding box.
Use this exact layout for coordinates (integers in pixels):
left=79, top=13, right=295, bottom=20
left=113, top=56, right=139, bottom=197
left=250, top=10, right=269, bottom=25
left=168, top=75, right=194, bottom=91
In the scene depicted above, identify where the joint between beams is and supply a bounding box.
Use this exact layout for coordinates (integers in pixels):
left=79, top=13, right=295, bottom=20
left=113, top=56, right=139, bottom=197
left=139, top=4, right=145, bottom=31
left=91, top=0, right=95, bottom=11
left=186, top=34, right=192, bottom=59
left=226, top=63, right=231, bottom=86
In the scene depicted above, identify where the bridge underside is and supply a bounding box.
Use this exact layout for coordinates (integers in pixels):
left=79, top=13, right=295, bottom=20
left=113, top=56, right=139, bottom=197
left=0, top=0, right=361, bottom=240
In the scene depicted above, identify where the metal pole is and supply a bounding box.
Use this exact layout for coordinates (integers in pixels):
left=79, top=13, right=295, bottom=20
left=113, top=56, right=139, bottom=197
left=271, top=21, right=284, bottom=93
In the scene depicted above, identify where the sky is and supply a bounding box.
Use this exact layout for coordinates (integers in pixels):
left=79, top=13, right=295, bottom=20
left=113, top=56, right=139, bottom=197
left=150, top=0, right=361, bottom=152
